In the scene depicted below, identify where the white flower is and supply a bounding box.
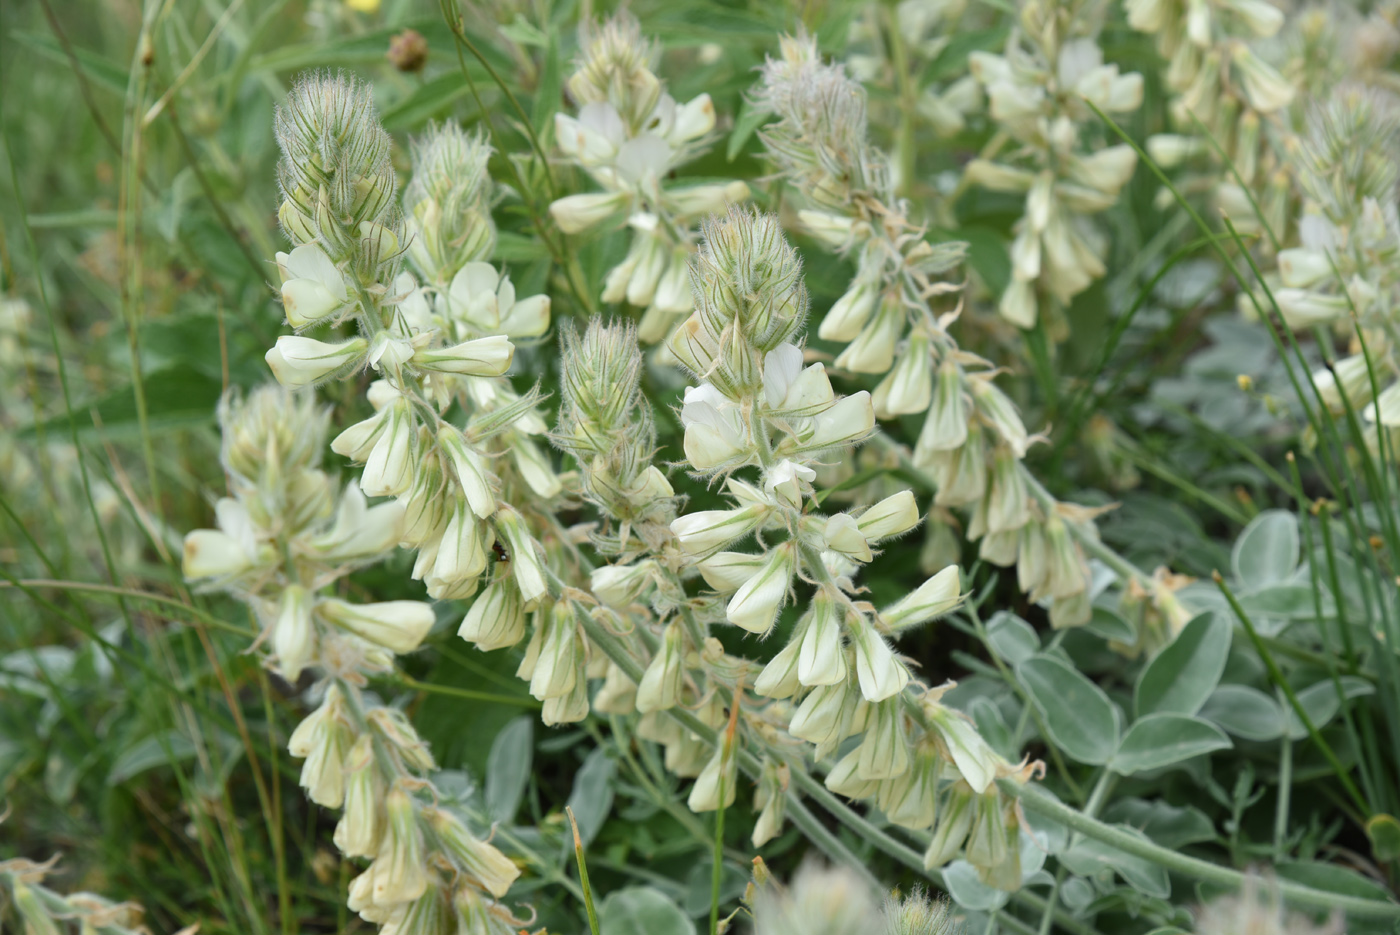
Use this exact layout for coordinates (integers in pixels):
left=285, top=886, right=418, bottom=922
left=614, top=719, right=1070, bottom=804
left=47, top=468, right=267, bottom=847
left=265, top=336, right=367, bottom=388
left=834, top=299, right=903, bottom=374
left=671, top=504, right=768, bottom=555
left=591, top=561, right=656, bottom=607
left=798, top=590, right=847, bottom=686
left=698, top=551, right=768, bottom=591
left=182, top=499, right=261, bottom=579
left=442, top=263, right=550, bottom=338
left=882, top=565, right=962, bottom=630
left=458, top=577, right=526, bottom=651
left=1277, top=248, right=1335, bottom=290
left=682, top=383, right=749, bottom=468
left=726, top=544, right=794, bottom=635
left=360, top=400, right=415, bottom=498
left=277, top=244, right=349, bottom=328
left=873, top=336, right=934, bottom=417
left=820, top=280, right=878, bottom=342
left=848, top=613, right=909, bottom=701
left=822, top=513, right=872, bottom=563
left=857, top=490, right=921, bottom=541
left=319, top=598, right=435, bottom=654
left=764, top=458, right=815, bottom=509
left=368, top=783, right=428, bottom=905
left=273, top=585, right=316, bottom=682
left=556, top=102, right=625, bottom=166
left=413, top=334, right=515, bottom=376
left=792, top=392, right=875, bottom=453
left=1232, top=45, right=1294, bottom=113
left=495, top=507, right=547, bottom=604
left=438, top=427, right=496, bottom=519
left=427, top=807, right=520, bottom=898
left=687, top=743, right=737, bottom=813
left=927, top=701, right=1002, bottom=794
left=428, top=498, right=489, bottom=594
left=636, top=623, right=685, bottom=713
left=550, top=191, right=628, bottom=234
left=335, top=735, right=382, bottom=858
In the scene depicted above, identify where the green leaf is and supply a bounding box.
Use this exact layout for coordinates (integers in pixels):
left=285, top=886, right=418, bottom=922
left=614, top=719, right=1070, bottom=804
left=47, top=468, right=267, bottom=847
left=108, top=731, right=198, bottom=785
left=1085, top=606, right=1137, bottom=646
left=246, top=21, right=485, bottom=75
left=1198, top=684, right=1284, bottom=741
left=1365, top=814, right=1400, bottom=862
left=727, top=98, right=771, bottom=162
left=1231, top=510, right=1299, bottom=590
left=13, top=31, right=128, bottom=93
left=15, top=364, right=223, bottom=442
left=1237, top=583, right=1329, bottom=620
left=1102, top=798, right=1216, bottom=849
left=485, top=716, right=532, bottom=824
left=493, top=232, right=552, bottom=263
left=1283, top=676, right=1374, bottom=740
left=682, top=861, right=748, bottom=916
left=531, top=30, right=562, bottom=138
left=1062, top=826, right=1171, bottom=899
left=948, top=225, right=1011, bottom=295
left=1275, top=860, right=1393, bottom=904
left=942, top=860, right=1012, bottom=912
left=1135, top=612, right=1230, bottom=717
left=1112, top=713, right=1232, bottom=774
left=1017, top=654, right=1120, bottom=765
left=381, top=74, right=473, bottom=130
left=597, top=887, right=696, bottom=935
left=565, top=747, right=615, bottom=848
left=985, top=611, right=1039, bottom=665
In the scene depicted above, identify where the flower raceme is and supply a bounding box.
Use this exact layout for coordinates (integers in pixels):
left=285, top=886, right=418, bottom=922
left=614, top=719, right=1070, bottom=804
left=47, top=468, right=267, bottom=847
left=186, top=53, right=1062, bottom=935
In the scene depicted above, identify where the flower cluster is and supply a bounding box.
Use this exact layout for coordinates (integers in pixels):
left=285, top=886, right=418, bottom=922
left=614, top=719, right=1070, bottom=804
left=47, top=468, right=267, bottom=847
left=1267, top=89, right=1400, bottom=440
left=549, top=13, right=750, bottom=343
left=1127, top=0, right=1296, bottom=236
left=1, top=849, right=148, bottom=935
left=845, top=0, right=983, bottom=142
left=755, top=37, right=1101, bottom=627
left=966, top=0, right=1143, bottom=331
left=183, top=386, right=524, bottom=933
left=564, top=209, right=1036, bottom=887
left=750, top=861, right=960, bottom=935
left=268, top=74, right=558, bottom=615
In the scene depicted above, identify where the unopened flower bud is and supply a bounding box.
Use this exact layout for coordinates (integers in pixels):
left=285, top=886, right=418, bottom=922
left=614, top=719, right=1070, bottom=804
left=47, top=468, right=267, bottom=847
left=882, top=565, right=962, bottom=630
left=319, top=598, right=435, bottom=654
left=636, top=622, right=686, bottom=713
left=726, top=542, right=795, bottom=635
left=265, top=336, right=368, bottom=388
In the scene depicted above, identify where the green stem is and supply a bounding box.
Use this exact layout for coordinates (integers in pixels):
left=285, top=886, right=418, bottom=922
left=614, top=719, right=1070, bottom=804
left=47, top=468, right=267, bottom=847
left=1275, top=735, right=1292, bottom=859
left=566, top=807, right=602, bottom=935
left=1213, top=572, right=1369, bottom=815
left=1002, top=780, right=1400, bottom=918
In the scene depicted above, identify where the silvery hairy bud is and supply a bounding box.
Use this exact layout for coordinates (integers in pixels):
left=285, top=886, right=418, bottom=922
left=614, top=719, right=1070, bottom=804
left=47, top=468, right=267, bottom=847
left=567, top=13, right=663, bottom=133
left=274, top=73, right=404, bottom=284
left=692, top=207, right=808, bottom=356
left=403, top=123, right=495, bottom=284
left=757, top=34, right=871, bottom=206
